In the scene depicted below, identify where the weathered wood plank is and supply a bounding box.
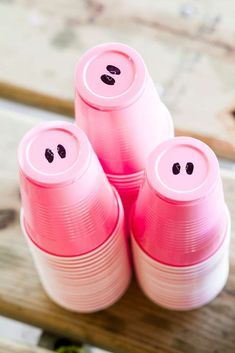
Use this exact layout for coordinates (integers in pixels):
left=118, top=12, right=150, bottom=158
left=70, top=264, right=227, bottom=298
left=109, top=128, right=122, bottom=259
left=0, top=338, right=53, bottom=353
left=0, top=1, right=235, bottom=160
left=0, top=109, right=235, bottom=353
left=97, top=0, right=235, bottom=50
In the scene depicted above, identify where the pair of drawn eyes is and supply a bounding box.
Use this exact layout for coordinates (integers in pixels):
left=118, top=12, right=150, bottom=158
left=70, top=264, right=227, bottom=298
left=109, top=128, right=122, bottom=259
left=100, top=65, right=121, bottom=86
left=45, top=144, right=66, bottom=163
left=44, top=145, right=195, bottom=177
left=172, top=162, right=194, bottom=175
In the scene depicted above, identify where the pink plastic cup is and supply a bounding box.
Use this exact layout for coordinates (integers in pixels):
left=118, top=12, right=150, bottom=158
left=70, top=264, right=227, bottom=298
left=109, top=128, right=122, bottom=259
left=107, top=170, right=145, bottom=223
left=21, top=189, right=131, bottom=313
left=131, top=137, right=229, bottom=266
left=131, top=216, right=230, bottom=310
left=75, top=42, right=173, bottom=175
left=18, top=121, right=118, bottom=257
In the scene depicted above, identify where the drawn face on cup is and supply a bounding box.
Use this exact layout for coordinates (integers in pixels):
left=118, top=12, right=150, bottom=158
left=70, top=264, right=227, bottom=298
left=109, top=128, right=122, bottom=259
left=84, top=50, right=136, bottom=98
left=156, top=144, right=209, bottom=193
left=27, top=128, right=80, bottom=175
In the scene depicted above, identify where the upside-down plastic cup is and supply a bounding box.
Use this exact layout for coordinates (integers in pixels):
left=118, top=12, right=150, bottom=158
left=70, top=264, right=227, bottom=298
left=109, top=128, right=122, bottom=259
left=18, top=121, right=131, bottom=312
left=75, top=42, right=173, bottom=219
left=75, top=42, right=174, bottom=175
left=21, top=188, right=131, bottom=313
left=107, top=170, right=145, bottom=222
left=18, top=121, right=118, bottom=257
left=131, top=136, right=231, bottom=310
left=132, top=137, right=229, bottom=266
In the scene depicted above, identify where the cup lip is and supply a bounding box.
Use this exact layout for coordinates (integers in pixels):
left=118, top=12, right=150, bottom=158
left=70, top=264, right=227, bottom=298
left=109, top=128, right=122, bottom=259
left=108, top=179, right=143, bottom=187
left=111, top=184, right=141, bottom=191
left=147, top=136, right=220, bottom=203
left=20, top=187, right=126, bottom=258
left=106, top=169, right=144, bottom=180
left=131, top=204, right=231, bottom=268
left=75, top=42, right=147, bottom=110
left=18, top=121, right=91, bottom=187
left=107, top=171, right=144, bottom=189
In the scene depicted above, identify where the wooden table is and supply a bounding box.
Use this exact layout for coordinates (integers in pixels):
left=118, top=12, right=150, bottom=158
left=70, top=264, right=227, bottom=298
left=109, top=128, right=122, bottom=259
left=0, top=338, right=53, bottom=353
left=1, top=1, right=235, bottom=160
left=0, top=110, right=235, bottom=353
left=1, top=1, right=235, bottom=352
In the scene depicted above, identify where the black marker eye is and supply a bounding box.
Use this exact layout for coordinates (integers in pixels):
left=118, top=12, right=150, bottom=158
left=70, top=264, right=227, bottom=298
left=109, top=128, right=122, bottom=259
left=100, top=74, right=115, bottom=85
left=57, top=144, right=66, bottom=159
left=172, top=162, right=181, bottom=175
left=106, top=65, right=121, bottom=75
left=45, top=148, right=54, bottom=163
left=186, top=162, right=194, bottom=175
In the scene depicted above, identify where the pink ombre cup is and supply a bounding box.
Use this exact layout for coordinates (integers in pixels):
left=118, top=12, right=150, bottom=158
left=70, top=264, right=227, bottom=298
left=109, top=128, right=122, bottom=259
left=132, top=137, right=229, bottom=267
left=131, top=217, right=230, bottom=310
left=107, top=170, right=145, bottom=223
left=18, top=121, right=118, bottom=257
left=75, top=42, right=173, bottom=175
left=21, top=190, right=131, bottom=313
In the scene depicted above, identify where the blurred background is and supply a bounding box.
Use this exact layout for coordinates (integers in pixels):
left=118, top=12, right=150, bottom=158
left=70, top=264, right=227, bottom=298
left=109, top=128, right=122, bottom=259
left=1, top=0, right=235, bottom=160
left=0, top=1, right=235, bottom=352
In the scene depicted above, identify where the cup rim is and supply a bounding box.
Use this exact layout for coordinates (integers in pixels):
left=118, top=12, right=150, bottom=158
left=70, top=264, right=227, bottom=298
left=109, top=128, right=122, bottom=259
left=107, top=170, right=144, bottom=181
left=28, top=229, right=126, bottom=266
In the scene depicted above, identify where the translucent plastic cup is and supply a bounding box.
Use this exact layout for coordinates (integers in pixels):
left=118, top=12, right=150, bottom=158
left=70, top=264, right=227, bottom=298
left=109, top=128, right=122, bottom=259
left=107, top=170, right=145, bottom=223
left=131, top=207, right=230, bottom=310
left=21, top=190, right=131, bottom=313
left=18, top=121, right=118, bottom=256
left=75, top=42, right=173, bottom=175
left=132, top=137, right=229, bottom=266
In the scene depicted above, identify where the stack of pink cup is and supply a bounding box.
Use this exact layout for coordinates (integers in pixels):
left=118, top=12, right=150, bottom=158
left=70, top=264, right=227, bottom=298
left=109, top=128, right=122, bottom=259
left=75, top=42, right=174, bottom=223
left=18, top=121, right=131, bottom=313
left=18, top=42, right=230, bottom=313
left=131, top=137, right=230, bottom=310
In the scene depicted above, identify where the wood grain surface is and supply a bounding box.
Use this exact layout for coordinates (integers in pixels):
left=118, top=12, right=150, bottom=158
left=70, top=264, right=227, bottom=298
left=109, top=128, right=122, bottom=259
left=0, top=110, right=235, bottom=353
left=0, top=338, right=53, bottom=353
left=0, top=1, right=235, bottom=160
